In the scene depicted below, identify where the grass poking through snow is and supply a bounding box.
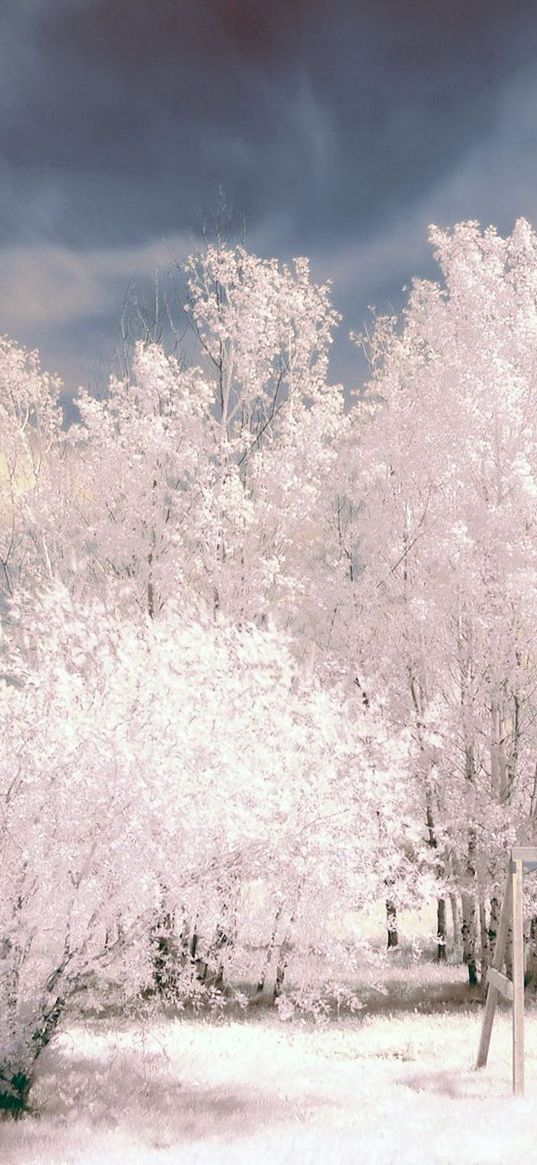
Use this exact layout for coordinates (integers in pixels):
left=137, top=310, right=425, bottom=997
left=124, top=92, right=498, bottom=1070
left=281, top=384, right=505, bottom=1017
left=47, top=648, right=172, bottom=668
left=2, top=992, right=537, bottom=1165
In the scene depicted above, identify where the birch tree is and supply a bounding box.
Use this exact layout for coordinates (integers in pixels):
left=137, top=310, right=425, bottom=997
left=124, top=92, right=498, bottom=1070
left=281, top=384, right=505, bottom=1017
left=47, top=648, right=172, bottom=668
left=72, top=244, right=345, bottom=635
left=0, top=336, right=68, bottom=609
left=339, top=219, right=537, bottom=979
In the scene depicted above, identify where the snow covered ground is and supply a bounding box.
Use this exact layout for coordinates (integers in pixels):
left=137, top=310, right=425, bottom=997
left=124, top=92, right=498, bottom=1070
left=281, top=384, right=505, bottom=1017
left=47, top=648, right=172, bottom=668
left=3, top=998, right=537, bottom=1165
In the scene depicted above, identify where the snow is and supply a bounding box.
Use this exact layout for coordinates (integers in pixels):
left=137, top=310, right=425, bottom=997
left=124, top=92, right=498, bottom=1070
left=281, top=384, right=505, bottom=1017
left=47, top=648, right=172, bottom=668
left=3, top=1004, right=537, bottom=1165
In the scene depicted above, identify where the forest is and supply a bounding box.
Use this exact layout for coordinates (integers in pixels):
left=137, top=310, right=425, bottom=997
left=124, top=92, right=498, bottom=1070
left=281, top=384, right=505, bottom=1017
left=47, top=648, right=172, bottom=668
left=2, top=217, right=537, bottom=1123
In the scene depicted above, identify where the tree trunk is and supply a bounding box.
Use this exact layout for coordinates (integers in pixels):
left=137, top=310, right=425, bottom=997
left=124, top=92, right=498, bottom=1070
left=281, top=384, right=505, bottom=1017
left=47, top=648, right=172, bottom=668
left=0, top=995, right=65, bottom=1116
left=462, top=739, right=478, bottom=985
left=179, top=912, right=191, bottom=965
left=205, top=922, right=230, bottom=990
left=461, top=813, right=478, bottom=986
left=257, top=901, right=284, bottom=995
left=423, top=791, right=446, bottom=962
left=385, top=899, right=398, bottom=949
left=272, top=883, right=303, bottom=1002
left=437, top=898, right=447, bottom=962
left=151, top=906, right=178, bottom=998
left=189, top=924, right=208, bottom=983
left=488, top=895, right=500, bottom=951
left=200, top=877, right=237, bottom=991
left=457, top=614, right=479, bottom=987
left=450, top=894, right=460, bottom=955
left=274, top=938, right=292, bottom=1000
left=461, top=891, right=478, bottom=986
left=479, top=894, right=490, bottom=981
left=525, top=917, right=537, bottom=989
left=0, top=1066, right=32, bottom=1116
left=409, top=670, right=447, bottom=964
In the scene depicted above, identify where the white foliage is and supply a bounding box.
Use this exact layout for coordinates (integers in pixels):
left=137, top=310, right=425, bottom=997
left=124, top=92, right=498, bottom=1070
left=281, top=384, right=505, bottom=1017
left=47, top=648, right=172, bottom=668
left=340, top=217, right=537, bottom=892
left=0, top=586, right=408, bottom=1097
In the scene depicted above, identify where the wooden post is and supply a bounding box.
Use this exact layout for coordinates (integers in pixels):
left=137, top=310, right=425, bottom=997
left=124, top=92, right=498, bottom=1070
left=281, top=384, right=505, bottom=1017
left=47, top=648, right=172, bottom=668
left=477, top=847, right=537, bottom=1095
left=476, top=869, right=512, bottom=1069
left=512, top=856, right=525, bottom=1096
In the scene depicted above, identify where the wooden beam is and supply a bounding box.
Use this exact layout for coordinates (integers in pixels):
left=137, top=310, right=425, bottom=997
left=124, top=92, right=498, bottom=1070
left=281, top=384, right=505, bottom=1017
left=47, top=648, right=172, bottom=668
left=476, top=869, right=512, bottom=1069
left=512, top=856, right=525, bottom=1096
left=476, top=847, right=537, bottom=1093
left=487, top=967, right=513, bottom=1001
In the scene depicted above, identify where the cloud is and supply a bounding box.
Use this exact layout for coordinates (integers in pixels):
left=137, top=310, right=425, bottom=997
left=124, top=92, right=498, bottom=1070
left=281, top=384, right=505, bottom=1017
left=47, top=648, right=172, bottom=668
left=316, top=56, right=537, bottom=308
left=0, top=0, right=529, bottom=254
left=0, top=234, right=191, bottom=333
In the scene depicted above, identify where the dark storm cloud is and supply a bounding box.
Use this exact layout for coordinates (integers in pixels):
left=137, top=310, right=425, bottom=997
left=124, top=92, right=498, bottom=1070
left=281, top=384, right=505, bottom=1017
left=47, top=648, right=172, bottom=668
left=2, top=0, right=537, bottom=393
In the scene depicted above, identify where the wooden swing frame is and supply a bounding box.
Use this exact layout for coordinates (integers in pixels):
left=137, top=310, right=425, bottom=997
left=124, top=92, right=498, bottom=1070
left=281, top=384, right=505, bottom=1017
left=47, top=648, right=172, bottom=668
left=476, top=846, right=537, bottom=1096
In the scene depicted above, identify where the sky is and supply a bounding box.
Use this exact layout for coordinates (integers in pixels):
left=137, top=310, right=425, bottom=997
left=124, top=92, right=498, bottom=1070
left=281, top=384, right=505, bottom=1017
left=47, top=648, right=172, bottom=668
left=2, top=0, right=537, bottom=405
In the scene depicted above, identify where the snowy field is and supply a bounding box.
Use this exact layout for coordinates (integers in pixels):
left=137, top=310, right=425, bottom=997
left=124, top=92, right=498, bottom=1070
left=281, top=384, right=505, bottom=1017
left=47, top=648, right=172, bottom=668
left=3, top=999, right=537, bottom=1165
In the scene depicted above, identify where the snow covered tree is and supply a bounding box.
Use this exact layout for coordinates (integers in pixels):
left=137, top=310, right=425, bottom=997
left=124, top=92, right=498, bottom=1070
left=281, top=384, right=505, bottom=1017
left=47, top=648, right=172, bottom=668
left=182, top=243, right=347, bottom=638
left=0, top=579, right=412, bottom=1114
left=0, top=336, right=67, bottom=609
left=71, top=344, right=213, bottom=618
left=340, top=219, right=537, bottom=979
left=71, top=244, right=345, bottom=637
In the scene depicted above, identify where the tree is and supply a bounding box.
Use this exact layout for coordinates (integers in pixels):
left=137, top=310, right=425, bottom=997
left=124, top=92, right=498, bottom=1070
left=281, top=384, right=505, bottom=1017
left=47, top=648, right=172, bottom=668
left=71, top=343, right=213, bottom=619
left=26, top=243, right=355, bottom=1025
left=1, top=578, right=410, bottom=1113
left=338, top=219, right=537, bottom=979
left=0, top=336, right=66, bottom=610
left=183, top=244, right=346, bottom=633
left=70, top=244, right=345, bottom=638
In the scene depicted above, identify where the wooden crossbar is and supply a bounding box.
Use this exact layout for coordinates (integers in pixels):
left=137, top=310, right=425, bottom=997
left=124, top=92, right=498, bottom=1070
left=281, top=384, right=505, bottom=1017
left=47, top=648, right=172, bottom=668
left=486, top=967, right=513, bottom=1001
